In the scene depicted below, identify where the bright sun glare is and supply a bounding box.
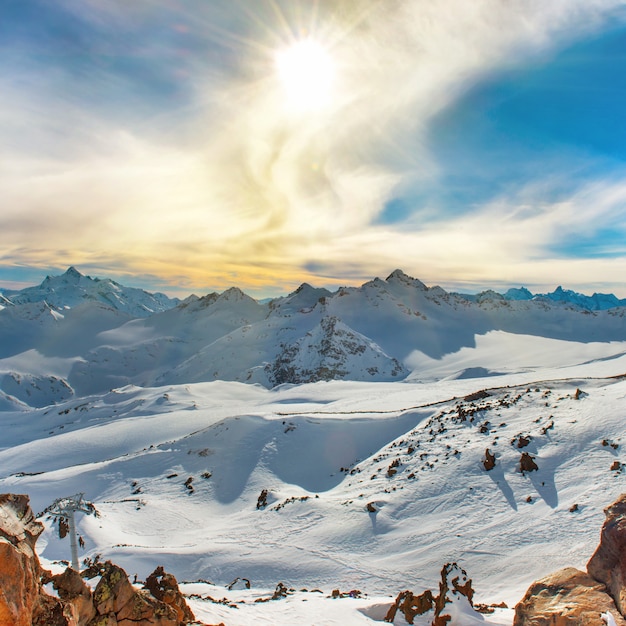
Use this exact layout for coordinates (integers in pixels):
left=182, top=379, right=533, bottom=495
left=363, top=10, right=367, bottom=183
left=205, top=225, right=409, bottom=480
left=275, top=39, right=335, bottom=113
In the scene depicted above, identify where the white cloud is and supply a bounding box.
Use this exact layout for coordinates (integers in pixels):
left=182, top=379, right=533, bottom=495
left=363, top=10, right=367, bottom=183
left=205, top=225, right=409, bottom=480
left=2, top=0, right=626, bottom=294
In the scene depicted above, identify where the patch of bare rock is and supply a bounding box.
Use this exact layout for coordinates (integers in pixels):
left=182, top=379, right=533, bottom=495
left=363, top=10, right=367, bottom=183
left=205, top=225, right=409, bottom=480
left=514, top=492, right=626, bottom=625
left=384, top=562, right=482, bottom=624
left=0, top=493, right=198, bottom=626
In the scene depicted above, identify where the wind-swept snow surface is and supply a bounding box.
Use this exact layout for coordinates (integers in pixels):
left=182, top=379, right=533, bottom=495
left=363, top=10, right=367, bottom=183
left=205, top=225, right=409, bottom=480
left=1, top=359, right=624, bottom=624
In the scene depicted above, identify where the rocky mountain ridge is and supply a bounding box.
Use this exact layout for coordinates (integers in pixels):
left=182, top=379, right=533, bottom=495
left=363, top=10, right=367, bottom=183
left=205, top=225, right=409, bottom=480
left=0, top=267, right=179, bottom=318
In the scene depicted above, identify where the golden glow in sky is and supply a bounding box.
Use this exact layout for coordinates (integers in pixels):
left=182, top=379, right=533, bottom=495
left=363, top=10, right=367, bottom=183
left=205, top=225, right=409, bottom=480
left=2, top=1, right=626, bottom=298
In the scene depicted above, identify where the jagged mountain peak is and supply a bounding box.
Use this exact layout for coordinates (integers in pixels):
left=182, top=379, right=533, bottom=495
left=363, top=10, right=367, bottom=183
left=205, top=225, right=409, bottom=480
left=6, top=267, right=179, bottom=318
left=269, top=283, right=333, bottom=316
left=385, top=269, right=428, bottom=290
left=219, top=286, right=257, bottom=303
left=477, top=289, right=507, bottom=302
left=294, top=282, right=314, bottom=293
left=505, top=287, right=533, bottom=301
left=64, top=265, right=83, bottom=279
left=264, top=314, right=407, bottom=385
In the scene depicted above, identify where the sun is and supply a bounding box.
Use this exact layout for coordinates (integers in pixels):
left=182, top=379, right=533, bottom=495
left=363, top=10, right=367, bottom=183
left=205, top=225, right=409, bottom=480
left=274, top=38, right=336, bottom=113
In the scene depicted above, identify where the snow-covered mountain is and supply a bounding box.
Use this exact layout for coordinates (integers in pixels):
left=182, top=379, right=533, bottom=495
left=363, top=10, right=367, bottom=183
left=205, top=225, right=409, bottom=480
left=501, top=284, right=626, bottom=310
left=0, top=266, right=179, bottom=317
left=1, top=267, right=626, bottom=405
left=1, top=267, right=626, bottom=624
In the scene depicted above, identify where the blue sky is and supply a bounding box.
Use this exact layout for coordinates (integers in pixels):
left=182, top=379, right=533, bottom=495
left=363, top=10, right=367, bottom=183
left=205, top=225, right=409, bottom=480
left=2, top=1, right=626, bottom=297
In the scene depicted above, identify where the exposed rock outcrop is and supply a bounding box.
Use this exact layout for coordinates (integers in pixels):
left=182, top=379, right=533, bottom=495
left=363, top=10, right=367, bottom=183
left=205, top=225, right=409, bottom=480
left=513, top=567, right=626, bottom=626
left=384, top=589, right=434, bottom=623
left=433, top=563, right=476, bottom=626
left=384, top=562, right=479, bottom=625
left=0, top=493, right=195, bottom=626
left=145, top=566, right=195, bottom=624
left=46, top=567, right=96, bottom=626
left=588, top=494, right=626, bottom=617
left=0, top=493, right=46, bottom=626
left=483, top=448, right=496, bottom=471
left=519, top=452, right=538, bottom=473
left=515, top=493, right=626, bottom=625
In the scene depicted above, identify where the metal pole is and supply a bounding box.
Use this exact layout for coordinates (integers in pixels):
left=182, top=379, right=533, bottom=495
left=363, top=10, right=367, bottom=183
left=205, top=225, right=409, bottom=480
left=68, top=509, right=79, bottom=571
left=39, top=493, right=97, bottom=573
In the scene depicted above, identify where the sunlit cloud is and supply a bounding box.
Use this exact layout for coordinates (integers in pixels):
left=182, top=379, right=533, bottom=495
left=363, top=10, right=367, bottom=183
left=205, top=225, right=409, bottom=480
left=1, top=0, right=626, bottom=297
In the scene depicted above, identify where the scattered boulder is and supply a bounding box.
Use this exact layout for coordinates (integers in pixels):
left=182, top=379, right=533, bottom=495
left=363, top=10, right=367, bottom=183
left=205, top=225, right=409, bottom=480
left=519, top=452, right=538, bottom=474
left=330, top=588, right=363, bottom=599
left=513, top=567, right=626, bottom=625
left=256, top=489, right=269, bottom=509
left=226, top=576, right=251, bottom=591
left=482, top=449, right=496, bottom=471
left=387, top=459, right=400, bottom=477
left=587, top=493, right=626, bottom=617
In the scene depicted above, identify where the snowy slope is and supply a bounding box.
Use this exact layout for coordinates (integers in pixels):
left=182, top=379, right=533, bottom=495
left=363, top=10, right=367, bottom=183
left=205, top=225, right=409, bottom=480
left=0, top=350, right=624, bottom=624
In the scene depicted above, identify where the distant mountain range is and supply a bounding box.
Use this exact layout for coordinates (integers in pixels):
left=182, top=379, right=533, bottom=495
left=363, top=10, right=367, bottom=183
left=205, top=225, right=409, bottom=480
left=1, top=267, right=625, bottom=407
left=0, top=266, right=179, bottom=317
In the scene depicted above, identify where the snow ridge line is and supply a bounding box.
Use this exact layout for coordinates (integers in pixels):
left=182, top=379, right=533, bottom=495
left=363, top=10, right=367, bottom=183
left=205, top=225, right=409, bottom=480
left=274, top=372, right=626, bottom=417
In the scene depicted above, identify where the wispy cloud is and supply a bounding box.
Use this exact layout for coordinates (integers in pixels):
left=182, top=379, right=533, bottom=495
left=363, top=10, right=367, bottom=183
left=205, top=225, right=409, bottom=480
left=1, top=0, right=626, bottom=296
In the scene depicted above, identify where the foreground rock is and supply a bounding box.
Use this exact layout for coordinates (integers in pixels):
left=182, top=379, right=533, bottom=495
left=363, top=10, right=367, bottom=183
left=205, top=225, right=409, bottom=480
left=588, top=494, right=626, bottom=617
left=385, top=562, right=483, bottom=625
left=513, top=567, right=626, bottom=626
left=515, top=492, right=626, bottom=625
left=0, top=493, right=45, bottom=626
left=0, top=493, right=195, bottom=626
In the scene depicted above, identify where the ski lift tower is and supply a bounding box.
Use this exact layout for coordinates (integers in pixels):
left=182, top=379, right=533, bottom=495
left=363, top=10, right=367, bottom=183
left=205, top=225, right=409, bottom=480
left=40, top=493, right=98, bottom=571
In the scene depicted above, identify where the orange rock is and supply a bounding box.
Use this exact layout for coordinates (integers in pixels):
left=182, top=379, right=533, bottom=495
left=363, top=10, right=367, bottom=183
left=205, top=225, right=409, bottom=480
left=144, top=566, right=195, bottom=624
left=587, top=493, right=626, bottom=618
left=0, top=493, right=45, bottom=626
left=51, top=567, right=96, bottom=626
left=92, top=563, right=137, bottom=616
left=116, top=589, right=178, bottom=625
left=513, top=567, right=626, bottom=625
left=384, top=589, right=434, bottom=623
